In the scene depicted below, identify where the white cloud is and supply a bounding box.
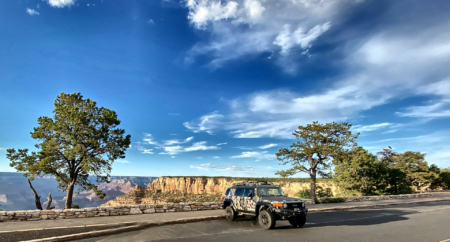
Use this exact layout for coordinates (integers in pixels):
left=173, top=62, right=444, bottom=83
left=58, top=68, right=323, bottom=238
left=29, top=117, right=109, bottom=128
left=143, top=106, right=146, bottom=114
left=231, top=151, right=275, bottom=160
left=47, top=0, right=76, bottom=8
left=184, top=111, right=224, bottom=134
left=274, top=22, right=331, bottom=55
left=186, top=0, right=239, bottom=29
left=143, top=133, right=159, bottom=145
left=183, top=0, right=358, bottom=71
left=142, top=149, right=154, bottom=154
left=184, top=141, right=219, bottom=152
left=190, top=163, right=255, bottom=172
left=116, top=160, right=131, bottom=164
left=213, top=156, right=221, bottom=159
left=184, top=18, right=450, bottom=138
left=258, top=143, right=278, bottom=149
left=159, top=141, right=219, bottom=155
left=397, top=100, right=450, bottom=118
left=26, top=8, right=40, bottom=16
left=164, top=136, right=194, bottom=145
left=168, top=112, right=179, bottom=115
left=217, top=142, right=227, bottom=145
left=352, top=123, right=391, bottom=133
left=171, top=156, right=176, bottom=158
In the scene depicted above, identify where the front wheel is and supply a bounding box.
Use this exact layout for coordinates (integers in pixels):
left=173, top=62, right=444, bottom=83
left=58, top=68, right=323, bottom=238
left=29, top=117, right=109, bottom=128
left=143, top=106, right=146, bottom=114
left=258, top=210, right=276, bottom=229
left=288, top=214, right=306, bottom=228
left=225, top=206, right=237, bottom=221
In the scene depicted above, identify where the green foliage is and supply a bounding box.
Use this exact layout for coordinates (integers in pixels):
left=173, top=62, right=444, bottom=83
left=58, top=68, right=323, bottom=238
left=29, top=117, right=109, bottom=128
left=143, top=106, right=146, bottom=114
left=334, top=147, right=388, bottom=196
left=319, top=197, right=345, bottom=204
left=392, top=151, right=439, bottom=190
left=295, top=186, right=333, bottom=199
left=71, top=204, right=81, bottom=209
left=316, top=186, right=333, bottom=198
left=7, top=92, right=131, bottom=209
left=294, top=189, right=312, bottom=199
left=440, top=168, right=450, bottom=190
left=431, top=167, right=450, bottom=190
left=276, top=121, right=358, bottom=201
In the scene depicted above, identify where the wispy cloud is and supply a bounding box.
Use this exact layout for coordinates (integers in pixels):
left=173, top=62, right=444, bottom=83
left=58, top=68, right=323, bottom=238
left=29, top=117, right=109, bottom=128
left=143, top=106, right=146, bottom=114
left=352, top=123, right=391, bottom=133
left=116, top=160, right=131, bottom=164
left=183, top=111, right=223, bottom=134
left=231, top=151, right=275, bottom=160
left=26, top=8, right=40, bottom=16
left=258, top=143, right=278, bottom=149
left=183, top=0, right=358, bottom=71
left=184, top=15, right=450, bottom=138
left=217, top=142, right=227, bottom=145
left=190, top=163, right=255, bottom=172
left=164, top=136, right=194, bottom=145
left=47, top=0, right=76, bottom=8
left=397, top=100, right=450, bottom=118
left=159, top=141, right=219, bottom=155
left=168, top=113, right=179, bottom=116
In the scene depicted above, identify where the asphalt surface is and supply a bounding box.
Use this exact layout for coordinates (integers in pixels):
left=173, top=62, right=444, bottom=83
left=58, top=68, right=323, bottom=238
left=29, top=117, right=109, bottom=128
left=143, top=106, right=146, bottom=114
left=79, top=200, right=450, bottom=242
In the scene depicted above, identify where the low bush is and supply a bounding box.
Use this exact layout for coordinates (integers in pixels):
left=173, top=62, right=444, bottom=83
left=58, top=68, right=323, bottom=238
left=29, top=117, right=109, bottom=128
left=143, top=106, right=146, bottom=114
left=71, top=204, right=81, bottom=209
left=318, top=197, right=345, bottom=204
left=295, top=189, right=311, bottom=199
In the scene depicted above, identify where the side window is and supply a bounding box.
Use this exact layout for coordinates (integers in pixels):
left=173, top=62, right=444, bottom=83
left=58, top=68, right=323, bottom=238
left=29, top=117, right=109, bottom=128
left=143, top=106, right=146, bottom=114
left=235, top=188, right=244, bottom=197
left=243, top=188, right=255, bottom=197
left=225, top=188, right=231, bottom=196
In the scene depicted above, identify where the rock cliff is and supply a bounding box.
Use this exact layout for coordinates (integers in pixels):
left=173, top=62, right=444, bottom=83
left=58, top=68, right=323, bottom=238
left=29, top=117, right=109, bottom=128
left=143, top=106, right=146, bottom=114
left=148, top=176, right=339, bottom=197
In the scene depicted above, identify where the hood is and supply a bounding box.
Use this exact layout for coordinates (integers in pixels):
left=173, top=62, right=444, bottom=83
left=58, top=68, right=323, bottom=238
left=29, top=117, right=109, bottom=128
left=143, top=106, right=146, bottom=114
left=258, top=196, right=303, bottom=203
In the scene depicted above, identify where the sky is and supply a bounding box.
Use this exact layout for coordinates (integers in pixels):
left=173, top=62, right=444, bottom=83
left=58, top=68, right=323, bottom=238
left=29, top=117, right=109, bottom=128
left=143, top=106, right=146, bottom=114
left=0, top=0, right=449, bottom=177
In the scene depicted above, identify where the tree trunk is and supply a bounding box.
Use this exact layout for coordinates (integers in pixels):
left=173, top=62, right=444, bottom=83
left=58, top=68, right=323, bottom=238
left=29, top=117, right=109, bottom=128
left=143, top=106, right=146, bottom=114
left=65, top=182, right=75, bottom=209
left=28, top=180, right=43, bottom=210
left=310, top=171, right=317, bottom=202
left=46, top=192, right=55, bottom=210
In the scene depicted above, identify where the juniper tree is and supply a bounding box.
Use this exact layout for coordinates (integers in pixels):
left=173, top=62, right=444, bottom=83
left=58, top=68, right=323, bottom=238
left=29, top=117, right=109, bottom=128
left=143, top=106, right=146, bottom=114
left=7, top=92, right=131, bottom=209
left=275, top=121, right=358, bottom=201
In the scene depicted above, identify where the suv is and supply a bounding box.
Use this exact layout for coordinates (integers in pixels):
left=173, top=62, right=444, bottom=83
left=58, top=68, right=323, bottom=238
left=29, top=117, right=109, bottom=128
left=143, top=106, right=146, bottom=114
left=222, top=181, right=308, bottom=229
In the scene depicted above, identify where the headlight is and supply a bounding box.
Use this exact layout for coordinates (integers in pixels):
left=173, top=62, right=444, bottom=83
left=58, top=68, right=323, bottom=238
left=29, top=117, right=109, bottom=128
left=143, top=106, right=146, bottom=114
left=302, top=202, right=305, bottom=208
left=283, top=203, right=288, bottom=209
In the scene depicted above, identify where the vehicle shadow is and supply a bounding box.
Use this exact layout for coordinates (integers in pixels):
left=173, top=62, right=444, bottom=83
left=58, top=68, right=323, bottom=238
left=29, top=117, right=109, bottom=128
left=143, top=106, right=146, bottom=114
left=266, top=202, right=446, bottom=230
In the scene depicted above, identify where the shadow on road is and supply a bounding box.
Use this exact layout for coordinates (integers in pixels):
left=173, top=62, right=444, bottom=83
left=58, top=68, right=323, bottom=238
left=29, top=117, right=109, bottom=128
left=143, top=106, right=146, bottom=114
left=250, top=201, right=448, bottom=230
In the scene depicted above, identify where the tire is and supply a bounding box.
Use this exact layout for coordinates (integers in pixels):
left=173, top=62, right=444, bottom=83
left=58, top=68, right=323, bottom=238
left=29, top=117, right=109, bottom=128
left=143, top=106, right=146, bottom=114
left=258, top=210, right=276, bottom=229
left=288, top=214, right=306, bottom=228
left=225, top=206, right=237, bottom=221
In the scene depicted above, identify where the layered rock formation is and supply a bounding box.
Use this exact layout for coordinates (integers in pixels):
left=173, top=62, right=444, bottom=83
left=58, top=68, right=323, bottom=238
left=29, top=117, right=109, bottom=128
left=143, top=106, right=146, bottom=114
left=148, top=176, right=340, bottom=198
left=102, top=176, right=341, bottom=206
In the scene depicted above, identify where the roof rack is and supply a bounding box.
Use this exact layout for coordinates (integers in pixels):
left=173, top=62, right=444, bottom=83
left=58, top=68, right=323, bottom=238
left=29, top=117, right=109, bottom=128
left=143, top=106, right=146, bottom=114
left=232, top=181, right=272, bottom=186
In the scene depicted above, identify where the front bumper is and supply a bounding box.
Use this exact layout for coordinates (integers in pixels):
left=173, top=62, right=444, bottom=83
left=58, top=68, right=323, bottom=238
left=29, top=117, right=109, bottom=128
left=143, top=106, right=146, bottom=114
left=274, top=208, right=308, bottom=219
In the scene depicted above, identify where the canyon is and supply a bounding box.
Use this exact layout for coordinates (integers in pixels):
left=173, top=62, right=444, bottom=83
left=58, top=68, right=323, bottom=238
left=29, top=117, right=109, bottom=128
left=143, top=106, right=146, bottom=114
left=102, top=176, right=340, bottom=206
left=0, top=172, right=157, bottom=211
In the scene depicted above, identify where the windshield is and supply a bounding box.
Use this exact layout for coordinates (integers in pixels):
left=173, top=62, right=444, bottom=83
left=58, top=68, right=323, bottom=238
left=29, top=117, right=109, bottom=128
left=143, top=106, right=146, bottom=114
left=256, top=187, right=285, bottom=196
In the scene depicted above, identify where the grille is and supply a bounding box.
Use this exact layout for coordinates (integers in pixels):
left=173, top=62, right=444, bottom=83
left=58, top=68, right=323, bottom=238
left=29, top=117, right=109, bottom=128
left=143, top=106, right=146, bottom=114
left=286, top=203, right=303, bottom=209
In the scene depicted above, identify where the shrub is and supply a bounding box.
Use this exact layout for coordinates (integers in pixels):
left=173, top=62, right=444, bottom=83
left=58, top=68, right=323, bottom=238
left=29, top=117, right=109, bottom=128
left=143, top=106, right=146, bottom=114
left=71, top=204, right=81, bottom=209
left=319, top=197, right=346, bottom=203
left=295, top=189, right=311, bottom=199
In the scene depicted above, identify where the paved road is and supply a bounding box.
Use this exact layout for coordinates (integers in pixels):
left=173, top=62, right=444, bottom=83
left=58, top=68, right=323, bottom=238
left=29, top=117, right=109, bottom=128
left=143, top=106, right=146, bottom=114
left=81, top=201, right=450, bottom=242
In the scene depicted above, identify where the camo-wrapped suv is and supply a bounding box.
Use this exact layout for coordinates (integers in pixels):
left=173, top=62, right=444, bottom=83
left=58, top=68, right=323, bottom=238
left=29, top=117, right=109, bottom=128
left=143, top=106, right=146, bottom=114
left=222, top=181, right=308, bottom=229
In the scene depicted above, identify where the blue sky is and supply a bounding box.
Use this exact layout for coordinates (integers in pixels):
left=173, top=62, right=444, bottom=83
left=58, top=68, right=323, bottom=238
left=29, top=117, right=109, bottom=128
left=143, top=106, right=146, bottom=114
left=0, top=0, right=449, bottom=177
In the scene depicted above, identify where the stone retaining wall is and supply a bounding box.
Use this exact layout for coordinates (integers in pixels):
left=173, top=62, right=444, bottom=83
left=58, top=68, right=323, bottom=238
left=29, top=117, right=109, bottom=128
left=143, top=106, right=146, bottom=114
left=317, top=193, right=433, bottom=203
left=0, top=202, right=221, bottom=222
left=0, top=193, right=434, bottom=222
